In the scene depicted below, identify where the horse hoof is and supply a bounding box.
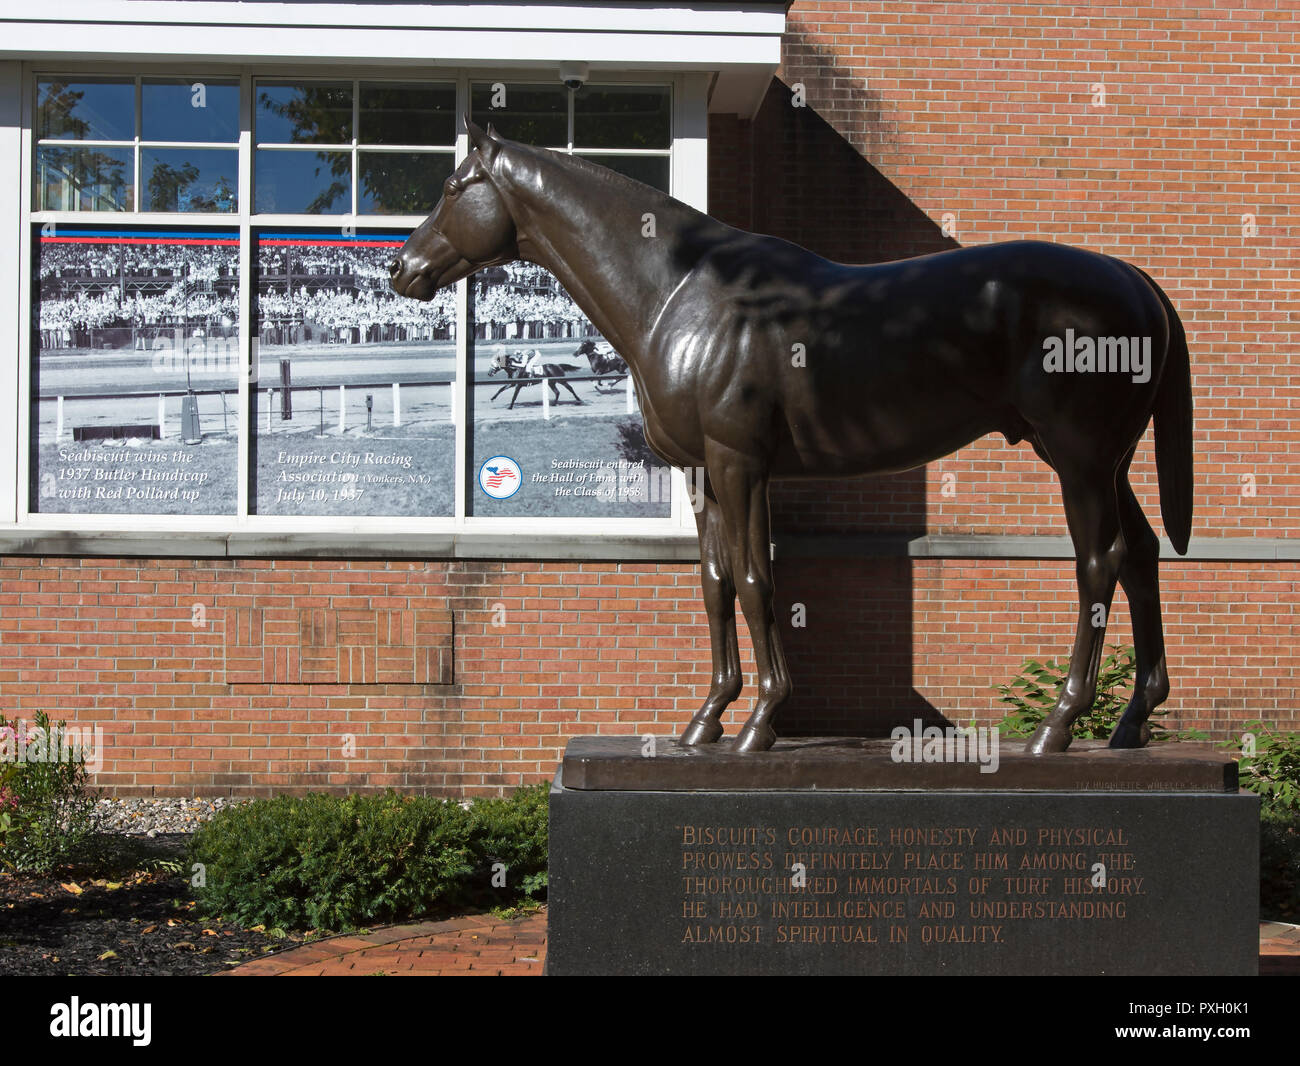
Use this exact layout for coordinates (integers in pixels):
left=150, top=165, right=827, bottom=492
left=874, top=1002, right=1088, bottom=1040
left=1108, top=720, right=1152, bottom=749
left=1025, top=723, right=1072, bottom=755
left=680, top=717, right=723, bottom=746
left=733, top=723, right=776, bottom=754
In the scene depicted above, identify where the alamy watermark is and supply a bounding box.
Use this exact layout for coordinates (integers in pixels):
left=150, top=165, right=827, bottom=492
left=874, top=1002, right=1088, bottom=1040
left=890, top=719, right=1000, bottom=774
left=1042, top=328, right=1151, bottom=383
left=0, top=720, right=103, bottom=774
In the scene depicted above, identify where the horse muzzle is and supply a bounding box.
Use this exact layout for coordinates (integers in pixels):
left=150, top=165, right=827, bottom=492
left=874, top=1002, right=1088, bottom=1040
left=388, top=238, right=472, bottom=301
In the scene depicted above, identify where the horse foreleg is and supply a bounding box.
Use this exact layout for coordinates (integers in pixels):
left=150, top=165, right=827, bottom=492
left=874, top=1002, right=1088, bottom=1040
left=704, top=439, right=790, bottom=753
left=490, top=383, right=513, bottom=402
left=1027, top=460, right=1126, bottom=755
left=1109, top=478, right=1168, bottom=748
left=681, top=484, right=742, bottom=746
left=508, top=382, right=527, bottom=410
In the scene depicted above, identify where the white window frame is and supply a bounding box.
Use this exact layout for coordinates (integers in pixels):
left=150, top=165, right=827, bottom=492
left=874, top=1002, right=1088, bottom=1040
left=14, top=61, right=708, bottom=551
left=33, top=74, right=243, bottom=213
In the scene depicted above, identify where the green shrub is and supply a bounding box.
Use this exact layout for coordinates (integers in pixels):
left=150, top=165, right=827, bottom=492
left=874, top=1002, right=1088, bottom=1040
left=1221, top=721, right=1300, bottom=818
left=1220, top=722, right=1300, bottom=920
left=465, top=783, right=549, bottom=900
left=187, top=784, right=548, bottom=930
left=995, top=644, right=1207, bottom=742
left=0, top=709, right=95, bottom=873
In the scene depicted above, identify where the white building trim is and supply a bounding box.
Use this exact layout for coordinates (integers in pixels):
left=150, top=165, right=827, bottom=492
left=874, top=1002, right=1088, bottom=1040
left=1, top=2, right=785, bottom=119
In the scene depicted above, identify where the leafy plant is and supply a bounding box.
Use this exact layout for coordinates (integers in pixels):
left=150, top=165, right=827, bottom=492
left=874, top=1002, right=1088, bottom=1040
left=0, top=709, right=96, bottom=873
left=995, top=644, right=1206, bottom=742
left=1220, top=721, right=1300, bottom=817
left=464, top=784, right=548, bottom=901
left=187, top=784, right=548, bottom=931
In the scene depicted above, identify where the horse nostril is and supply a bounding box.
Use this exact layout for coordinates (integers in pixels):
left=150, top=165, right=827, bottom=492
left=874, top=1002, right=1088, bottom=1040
left=387, top=257, right=402, bottom=279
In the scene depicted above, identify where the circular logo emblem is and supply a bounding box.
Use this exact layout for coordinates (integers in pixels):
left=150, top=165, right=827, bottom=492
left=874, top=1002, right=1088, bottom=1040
left=478, top=456, right=522, bottom=499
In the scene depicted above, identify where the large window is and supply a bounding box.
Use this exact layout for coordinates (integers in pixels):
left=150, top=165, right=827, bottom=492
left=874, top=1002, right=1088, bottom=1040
left=25, top=71, right=686, bottom=536
left=466, top=81, right=672, bottom=518
left=252, top=228, right=456, bottom=516
left=36, top=77, right=240, bottom=213
left=254, top=80, right=456, bottom=215
left=32, top=225, right=240, bottom=515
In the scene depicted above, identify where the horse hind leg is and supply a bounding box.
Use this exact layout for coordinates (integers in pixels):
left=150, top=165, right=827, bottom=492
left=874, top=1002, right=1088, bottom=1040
left=1026, top=455, right=1126, bottom=755
left=681, top=480, right=742, bottom=746
left=1109, top=479, right=1169, bottom=748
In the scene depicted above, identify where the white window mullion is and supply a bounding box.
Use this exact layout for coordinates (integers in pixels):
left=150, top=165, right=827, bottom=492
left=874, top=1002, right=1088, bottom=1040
left=236, top=68, right=253, bottom=521
left=134, top=75, right=142, bottom=211
left=453, top=76, right=469, bottom=525
left=351, top=78, right=360, bottom=215
left=4, top=61, right=27, bottom=523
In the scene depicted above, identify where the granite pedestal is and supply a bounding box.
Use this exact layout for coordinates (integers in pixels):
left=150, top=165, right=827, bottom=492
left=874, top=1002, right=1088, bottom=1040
left=547, top=737, right=1259, bottom=976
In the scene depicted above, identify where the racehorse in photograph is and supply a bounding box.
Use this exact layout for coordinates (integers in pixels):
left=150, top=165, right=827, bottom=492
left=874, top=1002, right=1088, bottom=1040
left=486, top=348, right=584, bottom=410
left=390, top=119, right=1193, bottom=756
left=574, top=338, right=630, bottom=391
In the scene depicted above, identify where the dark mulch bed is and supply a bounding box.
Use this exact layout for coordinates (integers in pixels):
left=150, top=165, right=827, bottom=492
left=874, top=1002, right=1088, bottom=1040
left=0, top=834, right=317, bottom=976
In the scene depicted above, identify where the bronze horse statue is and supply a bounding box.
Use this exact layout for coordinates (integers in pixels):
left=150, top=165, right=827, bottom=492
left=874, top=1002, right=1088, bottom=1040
left=390, top=120, right=1192, bottom=756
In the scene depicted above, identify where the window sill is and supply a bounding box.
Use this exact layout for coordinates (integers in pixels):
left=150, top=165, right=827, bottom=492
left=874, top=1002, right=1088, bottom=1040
left=0, top=526, right=702, bottom=561
left=1, top=529, right=1291, bottom=563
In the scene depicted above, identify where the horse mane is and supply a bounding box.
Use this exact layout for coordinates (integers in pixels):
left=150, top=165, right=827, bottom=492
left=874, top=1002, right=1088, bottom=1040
left=492, top=137, right=692, bottom=226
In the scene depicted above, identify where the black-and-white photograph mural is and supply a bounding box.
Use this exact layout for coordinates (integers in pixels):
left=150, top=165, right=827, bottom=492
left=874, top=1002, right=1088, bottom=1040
left=468, top=262, right=671, bottom=518
left=31, top=225, right=240, bottom=515
left=252, top=229, right=456, bottom=516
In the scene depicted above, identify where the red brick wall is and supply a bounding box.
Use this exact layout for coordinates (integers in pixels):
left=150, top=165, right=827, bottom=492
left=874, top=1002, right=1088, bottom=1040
left=0, top=558, right=735, bottom=797
left=1, top=554, right=1294, bottom=796
left=3, top=3, right=1297, bottom=797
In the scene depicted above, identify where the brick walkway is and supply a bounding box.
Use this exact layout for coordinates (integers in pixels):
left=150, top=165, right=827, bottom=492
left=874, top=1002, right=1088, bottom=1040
left=1259, top=921, right=1300, bottom=975
left=225, top=911, right=1300, bottom=975
left=224, top=910, right=546, bottom=976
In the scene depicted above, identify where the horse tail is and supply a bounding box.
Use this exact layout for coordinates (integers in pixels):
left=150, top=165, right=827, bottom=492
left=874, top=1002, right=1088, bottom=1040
left=1136, top=266, right=1193, bottom=556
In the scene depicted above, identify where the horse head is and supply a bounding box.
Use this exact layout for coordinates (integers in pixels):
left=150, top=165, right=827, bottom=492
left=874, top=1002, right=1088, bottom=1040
left=389, top=118, right=518, bottom=301
left=487, top=348, right=526, bottom=377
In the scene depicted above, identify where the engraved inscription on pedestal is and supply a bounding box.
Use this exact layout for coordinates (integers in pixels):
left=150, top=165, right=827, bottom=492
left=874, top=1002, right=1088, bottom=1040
left=675, top=822, right=1143, bottom=951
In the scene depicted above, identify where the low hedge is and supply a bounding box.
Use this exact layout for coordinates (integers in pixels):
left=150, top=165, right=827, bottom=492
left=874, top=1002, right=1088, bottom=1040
left=186, top=784, right=547, bottom=931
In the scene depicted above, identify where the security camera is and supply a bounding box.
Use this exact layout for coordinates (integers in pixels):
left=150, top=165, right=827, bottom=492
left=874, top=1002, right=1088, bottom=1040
left=559, top=62, right=589, bottom=91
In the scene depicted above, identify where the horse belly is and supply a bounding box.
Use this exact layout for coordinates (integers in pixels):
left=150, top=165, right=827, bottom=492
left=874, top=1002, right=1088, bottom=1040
left=775, top=400, right=997, bottom=478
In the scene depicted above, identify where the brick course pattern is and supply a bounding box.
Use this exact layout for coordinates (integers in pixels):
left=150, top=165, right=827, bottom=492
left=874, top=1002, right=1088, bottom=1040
left=0, top=555, right=1293, bottom=795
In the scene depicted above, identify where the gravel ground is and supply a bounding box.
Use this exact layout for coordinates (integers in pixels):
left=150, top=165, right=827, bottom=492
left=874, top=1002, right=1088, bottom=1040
left=1, top=798, right=310, bottom=976
left=88, top=797, right=250, bottom=837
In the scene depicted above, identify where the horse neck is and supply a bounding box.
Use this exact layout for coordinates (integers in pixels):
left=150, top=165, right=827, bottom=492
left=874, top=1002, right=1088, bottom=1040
left=494, top=148, right=700, bottom=363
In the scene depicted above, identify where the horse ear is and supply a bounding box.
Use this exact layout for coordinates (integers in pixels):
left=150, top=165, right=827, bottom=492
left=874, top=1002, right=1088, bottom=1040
left=465, top=115, right=498, bottom=161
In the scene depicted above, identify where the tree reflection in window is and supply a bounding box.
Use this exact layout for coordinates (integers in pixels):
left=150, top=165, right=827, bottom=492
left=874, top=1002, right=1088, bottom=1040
left=255, top=81, right=454, bottom=215
left=257, top=83, right=353, bottom=213
left=146, top=161, right=237, bottom=213
left=36, top=82, right=131, bottom=211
